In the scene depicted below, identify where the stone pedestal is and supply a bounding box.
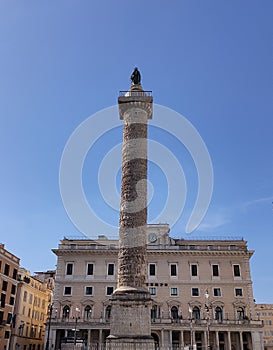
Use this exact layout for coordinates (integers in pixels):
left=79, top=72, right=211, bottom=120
left=107, top=338, right=155, bottom=350
left=110, top=290, right=153, bottom=339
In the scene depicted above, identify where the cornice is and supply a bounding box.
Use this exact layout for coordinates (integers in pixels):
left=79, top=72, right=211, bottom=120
left=52, top=249, right=118, bottom=256
left=147, top=250, right=252, bottom=257
left=52, top=248, right=251, bottom=258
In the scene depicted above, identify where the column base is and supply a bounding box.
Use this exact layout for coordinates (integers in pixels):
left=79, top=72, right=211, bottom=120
left=107, top=336, right=155, bottom=350
left=108, top=289, right=153, bottom=342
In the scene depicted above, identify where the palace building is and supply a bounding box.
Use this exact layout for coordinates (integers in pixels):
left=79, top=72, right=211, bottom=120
left=48, top=224, right=263, bottom=350
left=9, top=268, right=54, bottom=350
left=255, top=304, right=273, bottom=350
left=0, top=243, right=20, bottom=350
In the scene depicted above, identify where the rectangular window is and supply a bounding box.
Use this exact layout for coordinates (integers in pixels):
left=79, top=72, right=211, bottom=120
left=233, top=264, right=241, bottom=277
left=87, top=263, right=94, bottom=276
left=106, top=286, right=114, bottom=296
left=2, top=280, right=8, bottom=291
left=149, top=287, right=157, bottom=295
left=107, top=263, right=114, bottom=276
left=191, top=264, right=198, bottom=277
left=19, top=324, right=24, bottom=336
left=212, top=264, right=219, bottom=277
left=7, top=313, right=12, bottom=324
left=29, top=294, right=33, bottom=304
left=66, top=263, right=73, bottom=275
left=9, top=296, right=15, bottom=305
left=170, top=287, right=178, bottom=296
left=235, top=288, right=243, bottom=296
left=64, top=286, right=72, bottom=295
left=0, top=311, right=3, bottom=323
left=12, top=268, right=18, bottom=280
left=213, top=288, right=221, bottom=297
left=1, top=293, right=6, bottom=307
left=4, top=330, right=10, bottom=339
left=170, top=264, right=177, bottom=277
left=23, top=291, right=27, bottom=302
left=192, top=288, right=199, bottom=297
left=4, top=264, right=10, bottom=277
left=85, top=286, right=93, bottom=296
left=149, top=263, right=156, bottom=276
left=11, top=284, right=16, bottom=295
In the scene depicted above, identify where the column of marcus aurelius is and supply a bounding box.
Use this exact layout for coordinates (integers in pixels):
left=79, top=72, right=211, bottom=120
left=107, top=68, right=155, bottom=349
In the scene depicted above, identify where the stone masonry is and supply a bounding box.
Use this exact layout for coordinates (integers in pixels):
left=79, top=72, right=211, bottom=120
left=107, top=78, right=154, bottom=346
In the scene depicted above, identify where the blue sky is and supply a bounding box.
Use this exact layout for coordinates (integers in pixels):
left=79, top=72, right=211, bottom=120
left=0, top=1, right=272, bottom=302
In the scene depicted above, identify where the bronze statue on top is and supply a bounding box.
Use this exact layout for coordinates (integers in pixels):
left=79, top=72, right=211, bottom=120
left=130, top=67, right=141, bottom=85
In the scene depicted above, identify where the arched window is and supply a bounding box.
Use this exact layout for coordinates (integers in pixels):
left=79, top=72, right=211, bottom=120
left=171, top=306, right=179, bottom=321
left=84, top=305, right=92, bottom=320
left=215, top=306, right=223, bottom=321
left=192, top=306, right=200, bottom=320
left=105, top=305, right=111, bottom=321
left=62, top=305, right=70, bottom=319
left=151, top=333, right=159, bottom=349
left=237, top=307, right=245, bottom=320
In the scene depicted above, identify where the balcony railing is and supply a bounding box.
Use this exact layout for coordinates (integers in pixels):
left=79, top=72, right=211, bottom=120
left=51, top=317, right=263, bottom=328
left=119, top=90, right=152, bottom=97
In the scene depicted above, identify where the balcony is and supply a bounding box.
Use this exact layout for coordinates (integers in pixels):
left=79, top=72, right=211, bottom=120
left=50, top=317, right=263, bottom=329
left=119, top=90, right=152, bottom=97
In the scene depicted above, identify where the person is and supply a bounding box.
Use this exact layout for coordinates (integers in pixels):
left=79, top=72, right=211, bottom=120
left=131, top=67, right=141, bottom=85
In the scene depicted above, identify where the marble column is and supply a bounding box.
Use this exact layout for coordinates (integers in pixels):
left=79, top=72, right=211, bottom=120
left=108, top=73, right=154, bottom=348
left=180, top=330, right=184, bottom=348
left=239, top=331, right=244, bottom=350
left=161, top=329, right=164, bottom=348
left=215, top=331, right=219, bottom=350
left=227, top=331, right=232, bottom=350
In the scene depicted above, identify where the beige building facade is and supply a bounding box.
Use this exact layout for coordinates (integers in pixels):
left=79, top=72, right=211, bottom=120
left=9, top=267, right=54, bottom=350
left=49, top=224, right=263, bottom=350
left=0, top=243, right=20, bottom=350
left=255, top=304, right=273, bottom=350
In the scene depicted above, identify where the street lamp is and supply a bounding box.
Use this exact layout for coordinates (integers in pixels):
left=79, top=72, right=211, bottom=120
left=73, top=307, right=80, bottom=349
left=205, top=290, right=210, bottom=350
left=45, top=303, right=53, bottom=350
left=189, top=306, right=193, bottom=350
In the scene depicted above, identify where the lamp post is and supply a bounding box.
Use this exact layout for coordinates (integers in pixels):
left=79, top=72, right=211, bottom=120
left=189, top=306, right=193, bottom=350
left=205, top=290, right=210, bottom=350
left=45, top=303, right=53, bottom=350
left=73, top=307, right=80, bottom=349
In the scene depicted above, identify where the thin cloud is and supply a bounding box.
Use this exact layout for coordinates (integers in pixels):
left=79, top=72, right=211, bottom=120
left=245, top=195, right=273, bottom=207
left=197, top=210, right=230, bottom=232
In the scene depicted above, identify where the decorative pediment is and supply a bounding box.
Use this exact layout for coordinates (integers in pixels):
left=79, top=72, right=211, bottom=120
left=80, top=298, right=94, bottom=306
left=167, top=299, right=181, bottom=307
left=59, top=299, right=72, bottom=306
left=233, top=300, right=246, bottom=307
left=211, top=300, right=225, bottom=307
left=102, top=298, right=111, bottom=306
left=188, top=300, right=202, bottom=308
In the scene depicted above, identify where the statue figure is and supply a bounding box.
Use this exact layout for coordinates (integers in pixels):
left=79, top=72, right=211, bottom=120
left=130, top=67, right=141, bottom=85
